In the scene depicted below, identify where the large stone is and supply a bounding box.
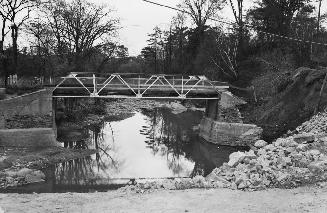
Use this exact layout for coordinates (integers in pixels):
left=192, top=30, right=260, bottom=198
left=165, top=102, right=187, bottom=114
left=296, top=144, right=309, bottom=152
left=228, top=152, right=247, bottom=167
left=206, top=171, right=229, bottom=184
left=245, top=150, right=257, bottom=160
left=308, top=161, right=327, bottom=173
left=308, top=149, right=321, bottom=156
left=161, top=180, right=176, bottom=190
left=254, top=140, right=268, bottom=148
left=275, top=138, right=298, bottom=147
left=293, top=133, right=315, bottom=143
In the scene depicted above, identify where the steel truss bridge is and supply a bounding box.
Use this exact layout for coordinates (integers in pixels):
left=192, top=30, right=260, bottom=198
left=52, top=73, right=229, bottom=100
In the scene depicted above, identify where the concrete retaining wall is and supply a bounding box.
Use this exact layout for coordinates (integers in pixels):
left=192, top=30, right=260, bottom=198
left=0, top=128, right=59, bottom=147
left=199, top=117, right=262, bottom=146
left=0, top=89, right=52, bottom=120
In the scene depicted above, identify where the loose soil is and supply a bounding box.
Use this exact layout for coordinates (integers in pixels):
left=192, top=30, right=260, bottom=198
left=1, top=183, right=327, bottom=212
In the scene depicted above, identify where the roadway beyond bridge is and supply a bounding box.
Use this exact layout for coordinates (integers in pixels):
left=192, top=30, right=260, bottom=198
left=51, top=73, right=229, bottom=100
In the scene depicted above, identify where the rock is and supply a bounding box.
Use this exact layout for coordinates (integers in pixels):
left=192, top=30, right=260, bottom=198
left=275, top=138, right=286, bottom=147
left=275, top=138, right=298, bottom=147
left=240, top=128, right=263, bottom=142
left=237, top=180, right=248, bottom=189
left=228, top=152, right=247, bottom=167
left=276, top=172, right=290, bottom=183
left=254, top=140, right=268, bottom=148
left=308, top=161, right=327, bottom=173
left=206, top=171, right=229, bottom=184
left=161, top=180, right=176, bottom=190
left=245, top=150, right=257, bottom=159
left=192, top=176, right=207, bottom=188
left=24, top=170, right=45, bottom=184
left=285, top=147, right=296, bottom=154
left=308, top=149, right=321, bottom=156
left=296, top=144, right=309, bottom=152
left=265, top=144, right=276, bottom=151
left=293, top=133, right=315, bottom=143
left=319, top=137, right=327, bottom=144
left=165, top=102, right=187, bottom=114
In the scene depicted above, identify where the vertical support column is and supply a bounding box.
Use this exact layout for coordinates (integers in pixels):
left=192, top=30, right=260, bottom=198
left=93, top=74, right=97, bottom=97
left=205, top=97, right=220, bottom=121
left=52, top=97, right=58, bottom=138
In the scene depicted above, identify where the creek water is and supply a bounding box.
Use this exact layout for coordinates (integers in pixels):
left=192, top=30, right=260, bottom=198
left=5, top=107, right=248, bottom=193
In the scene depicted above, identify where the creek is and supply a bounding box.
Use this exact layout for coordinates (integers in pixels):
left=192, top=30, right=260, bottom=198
left=5, top=105, right=248, bottom=193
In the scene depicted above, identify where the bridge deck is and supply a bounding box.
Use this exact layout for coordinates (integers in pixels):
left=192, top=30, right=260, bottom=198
left=51, top=73, right=229, bottom=99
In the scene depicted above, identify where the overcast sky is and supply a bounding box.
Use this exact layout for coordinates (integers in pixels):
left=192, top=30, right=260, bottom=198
left=99, top=0, right=235, bottom=56
left=95, top=0, right=326, bottom=56
left=110, top=0, right=178, bottom=56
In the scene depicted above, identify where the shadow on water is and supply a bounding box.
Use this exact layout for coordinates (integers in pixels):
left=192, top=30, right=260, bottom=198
left=5, top=106, right=248, bottom=193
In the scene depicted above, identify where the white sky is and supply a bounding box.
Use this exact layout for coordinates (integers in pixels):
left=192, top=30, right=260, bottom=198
left=98, top=0, right=235, bottom=56
left=97, top=0, right=327, bottom=56
left=12, top=0, right=327, bottom=56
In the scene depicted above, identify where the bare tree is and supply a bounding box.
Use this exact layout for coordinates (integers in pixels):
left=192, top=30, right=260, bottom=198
left=46, top=0, right=119, bottom=72
left=228, top=0, right=245, bottom=59
left=0, top=0, right=37, bottom=75
left=1, top=0, right=36, bottom=68
left=211, top=29, right=238, bottom=79
left=180, top=0, right=225, bottom=36
left=0, top=2, right=10, bottom=86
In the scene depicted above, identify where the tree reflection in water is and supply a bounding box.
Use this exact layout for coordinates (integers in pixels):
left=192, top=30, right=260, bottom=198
left=140, top=108, right=248, bottom=177
left=140, top=108, right=205, bottom=176
left=55, top=106, right=248, bottom=186
left=56, top=120, right=124, bottom=185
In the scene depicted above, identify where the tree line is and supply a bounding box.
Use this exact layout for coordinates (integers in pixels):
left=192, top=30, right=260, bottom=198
left=139, top=0, right=327, bottom=81
left=0, top=0, right=326, bottom=87
left=0, top=0, right=127, bottom=87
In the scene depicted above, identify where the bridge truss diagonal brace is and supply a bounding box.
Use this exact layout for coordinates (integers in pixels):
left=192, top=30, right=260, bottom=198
left=53, top=74, right=93, bottom=95
left=96, top=74, right=138, bottom=97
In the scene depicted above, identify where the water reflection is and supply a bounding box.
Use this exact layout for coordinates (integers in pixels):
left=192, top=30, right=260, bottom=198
left=6, top=106, right=248, bottom=193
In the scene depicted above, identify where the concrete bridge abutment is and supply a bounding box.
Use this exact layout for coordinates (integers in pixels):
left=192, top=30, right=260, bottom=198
left=0, top=89, right=58, bottom=147
left=201, top=92, right=263, bottom=146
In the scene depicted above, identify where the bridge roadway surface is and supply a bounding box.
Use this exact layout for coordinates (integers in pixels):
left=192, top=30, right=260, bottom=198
left=50, top=73, right=229, bottom=99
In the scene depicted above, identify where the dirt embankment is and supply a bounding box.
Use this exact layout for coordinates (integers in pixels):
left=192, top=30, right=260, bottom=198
left=235, top=58, right=327, bottom=141
left=0, top=147, right=97, bottom=189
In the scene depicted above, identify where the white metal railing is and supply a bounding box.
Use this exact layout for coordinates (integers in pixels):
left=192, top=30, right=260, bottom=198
left=52, top=73, right=229, bottom=99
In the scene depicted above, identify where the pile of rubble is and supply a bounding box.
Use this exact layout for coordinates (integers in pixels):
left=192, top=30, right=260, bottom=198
left=119, top=176, right=228, bottom=193
left=296, top=112, right=327, bottom=135
left=205, top=111, right=327, bottom=190
left=207, top=134, right=327, bottom=190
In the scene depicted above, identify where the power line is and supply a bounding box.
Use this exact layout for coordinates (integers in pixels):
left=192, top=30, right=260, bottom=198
left=141, top=0, right=327, bottom=47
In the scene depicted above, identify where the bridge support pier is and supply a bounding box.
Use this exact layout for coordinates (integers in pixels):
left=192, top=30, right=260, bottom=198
left=201, top=92, right=263, bottom=146
left=205, top=99, right=220, bottom=120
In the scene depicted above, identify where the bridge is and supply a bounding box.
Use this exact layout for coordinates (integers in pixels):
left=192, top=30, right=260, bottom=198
left=52, top=73, right=229, bottom=100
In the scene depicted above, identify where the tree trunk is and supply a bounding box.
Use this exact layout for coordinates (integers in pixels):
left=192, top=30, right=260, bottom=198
left=317, top=0, right=322, bottom=32
left=11, top=24, right=18, bottom=75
